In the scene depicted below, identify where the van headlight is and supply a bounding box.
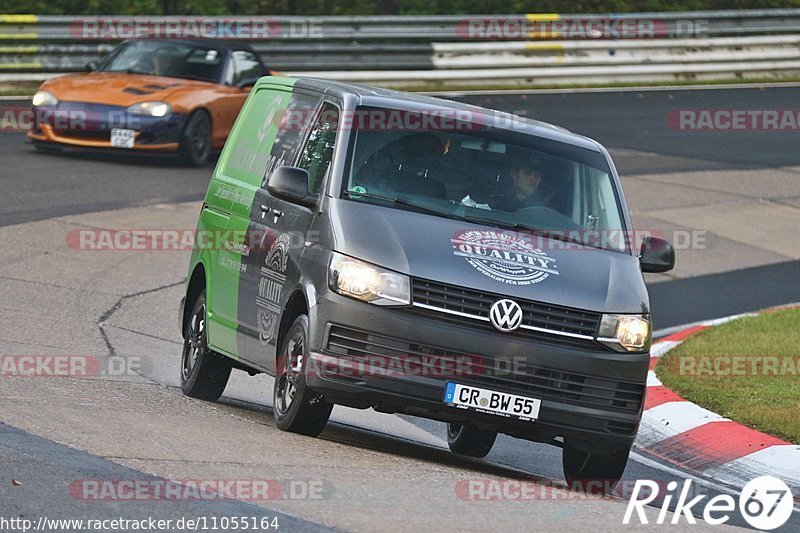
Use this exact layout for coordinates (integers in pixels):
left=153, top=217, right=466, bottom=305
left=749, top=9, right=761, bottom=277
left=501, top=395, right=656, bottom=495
left=128, top=101, right=171, bottom=117
left=328, top=252, right=410, bottom=306
left=32, top=91, right=58, bottom=107
left=597, top=314, right=651, bottom=352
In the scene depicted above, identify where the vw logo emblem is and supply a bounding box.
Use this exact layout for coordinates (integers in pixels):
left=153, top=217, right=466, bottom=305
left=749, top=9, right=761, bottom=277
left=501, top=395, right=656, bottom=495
left=489, top=299, right=523, bottom=333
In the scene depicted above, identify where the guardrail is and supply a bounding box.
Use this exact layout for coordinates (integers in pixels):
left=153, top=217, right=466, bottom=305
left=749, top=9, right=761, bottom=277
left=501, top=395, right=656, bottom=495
left=2, top=10, right=800, bottom=88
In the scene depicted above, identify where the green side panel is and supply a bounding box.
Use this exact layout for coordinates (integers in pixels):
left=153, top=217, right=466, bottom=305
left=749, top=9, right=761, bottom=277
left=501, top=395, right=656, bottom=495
left=200, top=77, right=298, bottom=358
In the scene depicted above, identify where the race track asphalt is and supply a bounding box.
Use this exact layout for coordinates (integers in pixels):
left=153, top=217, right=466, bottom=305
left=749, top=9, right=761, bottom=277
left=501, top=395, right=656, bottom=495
left=1, top=84, right=799, bottom=531
left=3, top=84, right=799, bottom=328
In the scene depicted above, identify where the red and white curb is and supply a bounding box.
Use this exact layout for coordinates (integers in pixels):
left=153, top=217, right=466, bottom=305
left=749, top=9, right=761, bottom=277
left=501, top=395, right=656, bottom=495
left=636, top=306, right=800, bottom=500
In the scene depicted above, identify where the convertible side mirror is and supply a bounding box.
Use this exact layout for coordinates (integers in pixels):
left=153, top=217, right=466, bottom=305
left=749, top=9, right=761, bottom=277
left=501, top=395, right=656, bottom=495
left=86, top=60, right=99, bottom=72
left=267, top=166, right=318, bottom=208
left=639, top=236, right=675, bottom=273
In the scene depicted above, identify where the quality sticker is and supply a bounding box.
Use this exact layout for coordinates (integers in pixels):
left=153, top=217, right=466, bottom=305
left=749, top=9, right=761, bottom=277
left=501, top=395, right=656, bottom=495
left=451, top=230, right=558, bottom=286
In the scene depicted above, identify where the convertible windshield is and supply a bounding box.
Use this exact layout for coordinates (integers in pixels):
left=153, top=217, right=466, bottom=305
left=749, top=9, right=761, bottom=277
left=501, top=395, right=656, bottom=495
left=99, top=41, right=224, bottom=83
left=343, top=106, right=629, bottom=252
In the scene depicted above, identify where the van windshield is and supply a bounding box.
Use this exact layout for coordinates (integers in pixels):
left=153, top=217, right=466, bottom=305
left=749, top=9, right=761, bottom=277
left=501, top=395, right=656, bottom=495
left=343, top=106, right=629, bottom=253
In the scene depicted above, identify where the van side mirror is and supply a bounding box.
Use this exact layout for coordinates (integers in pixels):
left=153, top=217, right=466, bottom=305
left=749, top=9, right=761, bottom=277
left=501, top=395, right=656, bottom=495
left=267, top=166, right=318, bottom=208
left=639, top=236, right=675, bottom=273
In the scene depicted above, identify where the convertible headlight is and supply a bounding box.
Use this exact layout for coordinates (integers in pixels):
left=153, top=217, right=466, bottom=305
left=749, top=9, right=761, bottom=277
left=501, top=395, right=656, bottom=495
left=328, top=252, right=410, bottom=306
left=127, top=101, right=171, bottom=117
left=32, top=91, right=58, bottom=107
left=597, top=314, right=651, bottom=352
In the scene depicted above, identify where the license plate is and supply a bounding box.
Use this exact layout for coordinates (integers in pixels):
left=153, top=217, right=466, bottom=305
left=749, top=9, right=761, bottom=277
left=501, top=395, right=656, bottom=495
left=444, top=382, right=541, bottom=421
left=110, top=128, right=135, bottom=148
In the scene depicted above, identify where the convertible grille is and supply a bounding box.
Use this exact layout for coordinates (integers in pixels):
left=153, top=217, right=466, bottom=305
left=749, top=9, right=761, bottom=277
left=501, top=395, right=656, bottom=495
left=52, top=129, right=111, bottom=141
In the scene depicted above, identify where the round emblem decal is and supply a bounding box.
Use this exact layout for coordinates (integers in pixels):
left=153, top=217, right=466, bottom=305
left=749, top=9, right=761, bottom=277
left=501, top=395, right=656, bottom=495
left=489, top=299, right=524, bottom=333
left=451, top=230, right=558, bottom=286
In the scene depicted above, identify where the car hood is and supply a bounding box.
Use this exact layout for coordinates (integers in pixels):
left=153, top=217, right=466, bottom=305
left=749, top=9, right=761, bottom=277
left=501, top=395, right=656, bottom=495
left=326, top=199, right=649, bottom=314
left=41, top=72, right=210, bottom=107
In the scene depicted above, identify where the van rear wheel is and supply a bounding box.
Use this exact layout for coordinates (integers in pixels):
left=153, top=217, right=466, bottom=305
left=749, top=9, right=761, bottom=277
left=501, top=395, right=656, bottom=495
left=273, top=315, right=333, bottom=436
left=180, top=290, right=232, bottom=401
left=446, top=423, right=497, bottom=458
left=562, top=443, right=630, bottom=495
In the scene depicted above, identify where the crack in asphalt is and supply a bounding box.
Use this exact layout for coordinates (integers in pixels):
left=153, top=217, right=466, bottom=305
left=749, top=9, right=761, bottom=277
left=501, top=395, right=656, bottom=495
left=106, top=324, right=183, bottom=345
left=96, top=279, right=185, bottom=359
left=0, top=273, right=119, bottom=296
left=0, top=338, right=66, bottom=350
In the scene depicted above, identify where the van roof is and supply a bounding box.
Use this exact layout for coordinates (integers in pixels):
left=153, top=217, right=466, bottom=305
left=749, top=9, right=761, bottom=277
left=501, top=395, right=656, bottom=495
left=290, top=77, right=603, bottom=153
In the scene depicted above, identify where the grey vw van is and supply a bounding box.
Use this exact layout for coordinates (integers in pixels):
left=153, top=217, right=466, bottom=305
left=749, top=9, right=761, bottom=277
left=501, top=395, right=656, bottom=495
left=179, top=77, right=675, bottom=492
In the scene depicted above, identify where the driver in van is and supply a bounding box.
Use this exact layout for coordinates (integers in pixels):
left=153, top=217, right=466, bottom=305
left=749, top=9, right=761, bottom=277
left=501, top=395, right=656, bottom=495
left=461, top=152, right=546, bottom=211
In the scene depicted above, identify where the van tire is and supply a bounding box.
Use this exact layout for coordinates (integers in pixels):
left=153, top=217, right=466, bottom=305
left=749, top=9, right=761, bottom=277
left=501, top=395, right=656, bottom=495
left=562, top=443, right=630, bottom=494
left=179, top=110, right=211, bottom=167
left=180, top=290, right=232, bottom=401
left=273, top=314, right=332, bottom=436
left=446, top=423, right=497, bottom=458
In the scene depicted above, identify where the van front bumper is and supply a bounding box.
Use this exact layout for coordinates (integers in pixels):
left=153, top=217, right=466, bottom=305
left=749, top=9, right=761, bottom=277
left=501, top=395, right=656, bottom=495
left=305, top=291, right=649, bottom=454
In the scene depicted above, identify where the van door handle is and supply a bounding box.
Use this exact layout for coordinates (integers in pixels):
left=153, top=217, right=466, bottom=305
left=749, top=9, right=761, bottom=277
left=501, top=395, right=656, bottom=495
left=271, top=209, right=284, bottom=219
left=260, top=204, right=270, bottom=219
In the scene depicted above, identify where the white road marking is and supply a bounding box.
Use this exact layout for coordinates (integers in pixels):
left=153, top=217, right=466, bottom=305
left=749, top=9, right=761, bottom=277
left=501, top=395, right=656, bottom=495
left=637, top=402, right=729, bottom=448
left=704, top=445, right=800, bottom=491
left=646, top=370, right=663, bottom=387
left=651, top=340, right=680, bottom=358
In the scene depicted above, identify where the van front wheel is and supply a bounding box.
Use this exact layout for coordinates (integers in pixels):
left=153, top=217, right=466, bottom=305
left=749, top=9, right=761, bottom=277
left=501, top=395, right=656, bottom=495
left=446, top=423, right=497, bottom=458
left=273, top=315, right=332, bottom=436
left=562, top=443, right=630, bottom=494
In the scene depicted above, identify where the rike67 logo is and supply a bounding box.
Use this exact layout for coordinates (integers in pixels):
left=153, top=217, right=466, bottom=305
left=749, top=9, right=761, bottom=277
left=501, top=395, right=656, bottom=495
left=624, top=476, right=794, bottom=530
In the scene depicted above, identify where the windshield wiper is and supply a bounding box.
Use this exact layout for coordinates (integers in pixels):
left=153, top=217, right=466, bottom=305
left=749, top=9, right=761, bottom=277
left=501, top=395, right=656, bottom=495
left=344, top=191, right=592, bottom=248
left=175, top=74, right=212, bottom=82
left=461, top=212, right=509, bottom=229
left=513, top=223, right=590, bottom=248
left=461, top=212, right=587, bottom=247
left=344, top=191, right=456, bottom=219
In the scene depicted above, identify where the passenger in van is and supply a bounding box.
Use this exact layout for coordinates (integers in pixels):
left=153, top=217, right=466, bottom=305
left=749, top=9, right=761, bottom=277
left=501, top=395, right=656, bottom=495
left=355, top=132, right=447, bottom=198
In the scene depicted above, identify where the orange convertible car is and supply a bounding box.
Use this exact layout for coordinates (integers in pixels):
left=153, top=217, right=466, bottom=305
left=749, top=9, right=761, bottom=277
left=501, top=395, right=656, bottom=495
left=28, top=39, right=271, bottom=165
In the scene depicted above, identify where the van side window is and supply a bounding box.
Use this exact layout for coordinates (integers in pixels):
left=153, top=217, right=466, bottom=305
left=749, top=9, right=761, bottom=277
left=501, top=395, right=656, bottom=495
left=297, top=103, right=339, bottom=194
left=263, top=92, right=322, bottom=186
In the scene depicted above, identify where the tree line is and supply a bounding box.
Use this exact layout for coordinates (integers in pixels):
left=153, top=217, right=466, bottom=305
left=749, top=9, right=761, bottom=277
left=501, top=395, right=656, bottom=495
left=1, top=0, right=797, bottom=16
